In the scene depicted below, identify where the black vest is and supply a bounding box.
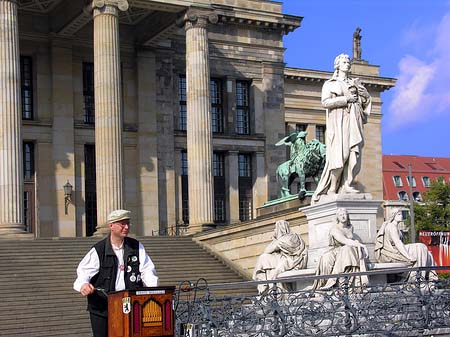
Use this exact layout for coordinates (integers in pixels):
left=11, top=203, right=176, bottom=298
left=87, top=236, right=143, bottom=317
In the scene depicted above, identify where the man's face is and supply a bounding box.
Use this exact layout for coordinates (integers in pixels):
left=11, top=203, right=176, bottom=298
left=110, top=219, right=130, bottom=239
left=339, top=57, right=351, bottom=72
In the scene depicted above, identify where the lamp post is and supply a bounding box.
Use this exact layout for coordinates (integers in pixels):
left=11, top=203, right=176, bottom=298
left=408, top=163, right=416, bottom=243
left=64, top=181, right=73, bottom=215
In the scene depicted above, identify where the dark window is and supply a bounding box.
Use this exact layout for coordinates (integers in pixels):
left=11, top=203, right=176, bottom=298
left=181, top=150, right=188, bottom=176
left=413, top=191, right=422, bottom=201
left=181, top=151, right=189, bottom=223
left=236, top=81, right=250, bottom=135
left=422, top=176, right=430, bottom=188
left=393, top=175, right=403, bottom=187
left=401, top=210, right=409, bottom=220
left=23, top=142, right=35, bottom=180
left=238, top=154, right=252, bottom=177
left=82, top=62, right=95, bottom=124
left=20, top=56, right=33, bottom=120
left=23, top=141, right=35, bottom=233
left=211, top=79, right=224, bottom=133
left=406, top=176, right=417, bottom=187
left=213, top=152, right=224, bottom=177
left=398, top=191, right=408, bottom=201
left=296, top=124, right=307, bottom=132
left=213, top=152, right=225, bottom=223
left=85, top=145, right=97, bottom=236
left=24, top=191, right=31, bottom=232
left=425, top=162, right=444, bottom=170
left=316, top=125, right=326, bottom=143
left=393, top=161, right=405, bottom=169
left=179, top=76, right=187, bottom=131
left=214, top=199, right=225, bottom=223
left=238, top=154, right=253, bottom=221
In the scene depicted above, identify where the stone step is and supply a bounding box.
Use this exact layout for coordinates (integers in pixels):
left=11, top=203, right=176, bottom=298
left=0, top=236, right=251, bottom=337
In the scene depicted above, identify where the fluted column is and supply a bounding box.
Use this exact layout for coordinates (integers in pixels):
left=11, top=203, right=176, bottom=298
left=0, top=0, right=24, bottom=234
left=92, top=0, right=128, bottom=234
left=182, top=10, right=218, bottom=233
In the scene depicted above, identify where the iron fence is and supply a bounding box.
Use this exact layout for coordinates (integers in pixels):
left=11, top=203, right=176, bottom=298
left=174, top=267, right=450, bottom=337
left=152, top=224, right=188, bottom=236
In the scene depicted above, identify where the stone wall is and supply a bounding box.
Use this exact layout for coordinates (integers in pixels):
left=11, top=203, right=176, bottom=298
left=193, top=208, right=309, bottom=279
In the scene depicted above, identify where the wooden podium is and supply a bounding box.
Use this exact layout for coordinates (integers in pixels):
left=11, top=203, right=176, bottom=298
left=108, top=286, right=175, bottom=337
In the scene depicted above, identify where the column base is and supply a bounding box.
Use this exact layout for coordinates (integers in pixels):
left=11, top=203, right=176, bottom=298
left=0, top=224, right=27, bottom=236
left=301, top=193, right=382, bottom=269
left=93, top=226, right=110, bottom=237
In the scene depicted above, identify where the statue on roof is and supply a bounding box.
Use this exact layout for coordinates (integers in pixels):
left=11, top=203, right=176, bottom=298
left=353, top=27, right=362, bottom=60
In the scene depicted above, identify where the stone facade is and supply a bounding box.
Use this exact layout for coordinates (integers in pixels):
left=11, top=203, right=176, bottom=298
left=0, top=0, right=395, bottom=237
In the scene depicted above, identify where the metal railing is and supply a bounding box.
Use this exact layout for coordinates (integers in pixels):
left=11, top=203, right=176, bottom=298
left=174, top=266, right=450, bottom=337
left=151, top=224, right=188, bottom=236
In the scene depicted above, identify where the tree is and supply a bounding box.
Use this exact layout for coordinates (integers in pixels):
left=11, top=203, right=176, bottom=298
left=412, top=180, right=450, bottom=232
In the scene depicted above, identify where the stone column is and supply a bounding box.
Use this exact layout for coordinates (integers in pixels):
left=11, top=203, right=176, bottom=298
left=253, top=151, right=267, bottom=210
left=0, top=0, right=24, bottom=234
left=181, top=10, right=218, bottom=233
left=137, top=51, right=159, bottom=236
left=92, top=0, right=129, bottom=234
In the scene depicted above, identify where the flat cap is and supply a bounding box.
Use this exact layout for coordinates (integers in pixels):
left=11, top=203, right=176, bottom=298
left=107, top=209, right=131, bottom=223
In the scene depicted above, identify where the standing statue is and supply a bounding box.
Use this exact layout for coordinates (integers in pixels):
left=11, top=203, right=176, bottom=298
left=353, top=27, right=362, bottom=60
left=313, top=208, right=368, bottom=289
left=312, top=54, right=372, bottom=203
left=253, top=220, right=308, bottom=293
left=374, top=208, right=437, bottom=281
left=275, top=131, right=326, bottom=199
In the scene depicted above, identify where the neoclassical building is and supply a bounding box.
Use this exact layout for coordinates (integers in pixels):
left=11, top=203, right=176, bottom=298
left=0, top=0, right=395, bottom=238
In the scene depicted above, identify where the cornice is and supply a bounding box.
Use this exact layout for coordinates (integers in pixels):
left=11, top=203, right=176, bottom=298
left=212, top=4, right=301, bottom=35
left=284, top=67, right=397, bottom=91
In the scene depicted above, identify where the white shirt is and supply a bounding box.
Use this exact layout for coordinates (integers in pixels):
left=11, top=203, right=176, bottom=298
left=73, top=241, right=159, bottom=292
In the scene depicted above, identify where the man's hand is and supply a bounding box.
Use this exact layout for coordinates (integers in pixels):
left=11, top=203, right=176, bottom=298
left=80, top=283, right=95, bottom=297
left=346, top=93, right=358, bottom=103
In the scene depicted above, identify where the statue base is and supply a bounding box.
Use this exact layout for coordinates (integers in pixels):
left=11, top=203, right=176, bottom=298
left=300, top=193, right=382, bottom=269
left=257, top=194, right=311, bottom=218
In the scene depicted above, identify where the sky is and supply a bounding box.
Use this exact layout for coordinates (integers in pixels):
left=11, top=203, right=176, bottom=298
left=281, top=0, right=450, bottom=158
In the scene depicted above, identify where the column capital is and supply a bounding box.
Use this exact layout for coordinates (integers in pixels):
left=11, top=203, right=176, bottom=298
left=177, top=8, right=218, bottom=31
left=89, top=0, right=129, bottom=16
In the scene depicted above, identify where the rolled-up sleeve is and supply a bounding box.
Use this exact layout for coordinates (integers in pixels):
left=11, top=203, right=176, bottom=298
left=138, top=243, right=159, bottom=287
left=73, top=247, right=100, bottom=292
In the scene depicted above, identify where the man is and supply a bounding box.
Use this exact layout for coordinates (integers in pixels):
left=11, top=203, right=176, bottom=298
left=74, top=209, right=159, bottom=337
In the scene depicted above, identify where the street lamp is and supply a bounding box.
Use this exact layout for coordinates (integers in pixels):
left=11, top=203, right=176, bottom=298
left=64, top=181, right=73, bottom=215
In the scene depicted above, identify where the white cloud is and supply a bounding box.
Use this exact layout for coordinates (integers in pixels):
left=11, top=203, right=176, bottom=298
left=388, top=11, right=450, bottom=130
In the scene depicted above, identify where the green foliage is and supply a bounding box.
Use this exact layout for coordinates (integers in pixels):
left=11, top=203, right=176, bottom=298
left=438, top=272, right=450, bottom=280
left=409, top=180, right=450, bottom=232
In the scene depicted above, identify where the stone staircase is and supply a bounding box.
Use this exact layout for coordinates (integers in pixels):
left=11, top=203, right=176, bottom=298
left=0, top=236, right=250, bottom=337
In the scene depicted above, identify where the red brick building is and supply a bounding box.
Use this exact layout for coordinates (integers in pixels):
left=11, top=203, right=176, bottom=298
left=383, top=155, right=450, bottom=202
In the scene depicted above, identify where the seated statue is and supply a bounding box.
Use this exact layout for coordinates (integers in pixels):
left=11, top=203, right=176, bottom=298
left=253, top=220, right=308, bottom=293
left=374, top=208, right=437, bottom=281
left=313, top=208, right=368, bottom=289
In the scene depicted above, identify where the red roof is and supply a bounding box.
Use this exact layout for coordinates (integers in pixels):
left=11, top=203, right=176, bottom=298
left=383, top=155, right=450, bottom=201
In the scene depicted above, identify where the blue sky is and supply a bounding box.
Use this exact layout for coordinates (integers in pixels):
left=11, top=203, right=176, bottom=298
left=281, top=0, right=450, bottom=158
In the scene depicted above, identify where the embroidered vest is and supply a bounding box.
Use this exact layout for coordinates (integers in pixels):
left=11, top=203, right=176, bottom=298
left=87, top=236, right=142, bottom=317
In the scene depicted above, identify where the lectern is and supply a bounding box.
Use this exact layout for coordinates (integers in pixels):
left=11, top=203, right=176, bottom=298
left=108, top=286, right=175, bottom=337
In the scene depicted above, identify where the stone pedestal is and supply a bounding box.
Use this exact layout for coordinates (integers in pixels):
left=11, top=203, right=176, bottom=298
left=301, top=193, right=382, bottom=269
left=0, top=0, right=24, bottom=234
